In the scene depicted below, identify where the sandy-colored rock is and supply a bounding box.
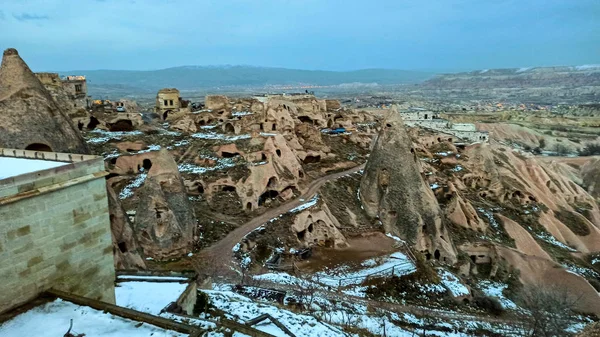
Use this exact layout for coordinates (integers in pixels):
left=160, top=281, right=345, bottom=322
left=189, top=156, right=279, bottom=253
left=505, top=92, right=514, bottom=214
left=497, top=246, right=600, bottom=316
left=205, top=95, right=231, bottom=111
left=499, top=215, right=552, bottom=260
left=116, top=141, right=147, bottom=152
left=291, top=203, right=348, bottom=248
left=0, top=48, right=88, bottom=153
left=134, top=150, right=196, bottom=260
left=359, top=106, right=457, bottom=263
left=106, top=182, right=146, bottom=269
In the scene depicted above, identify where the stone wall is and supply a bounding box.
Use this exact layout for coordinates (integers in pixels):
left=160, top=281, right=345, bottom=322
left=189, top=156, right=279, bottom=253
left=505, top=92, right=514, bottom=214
left=404, top=119, right=489, bottom=143
left=451, top=123, right=478, bottom=131
left=156, top=89, right=181, bottom=113
left=0, top=151, right=115, bottom=313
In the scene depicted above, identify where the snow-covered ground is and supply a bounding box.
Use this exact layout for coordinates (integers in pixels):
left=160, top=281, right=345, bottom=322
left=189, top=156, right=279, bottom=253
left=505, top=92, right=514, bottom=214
left=119, top=172, right=147, bottom=199
left=85, top=129, right=143, bottom=144
left=254, top=251, right=416, bottom=290
left=535, top=231, right=577, bottom=252
left=0, top=157, right=69, bottom=180
left=202, top=284, right=520, bottom=337
left=477, top=280, right=518, bottom=309
left=289, top=194, right=319, bottom=213
left=115, top=280, right=189, bottom=315
left=203, top=288, right=346, bottom=337
left=317, top=252, right=416, bottom=288
left=178, top=157, right=238, bottom=175
left=0, top=299, right=186, bottom=337
left=191, top=131, right=250, bottom=141
left=437, top=269, right=469, bottom=297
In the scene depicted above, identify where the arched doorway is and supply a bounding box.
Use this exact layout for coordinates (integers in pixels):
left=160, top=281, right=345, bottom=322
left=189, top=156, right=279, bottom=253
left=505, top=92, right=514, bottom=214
left=25, top=143, right=52, bottom=152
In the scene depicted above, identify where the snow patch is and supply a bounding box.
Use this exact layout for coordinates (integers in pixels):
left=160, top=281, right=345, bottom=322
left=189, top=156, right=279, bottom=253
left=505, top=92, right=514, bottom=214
left=119, top=173, right=147, bottom=199
left=438, top=269, right=469, bottom=297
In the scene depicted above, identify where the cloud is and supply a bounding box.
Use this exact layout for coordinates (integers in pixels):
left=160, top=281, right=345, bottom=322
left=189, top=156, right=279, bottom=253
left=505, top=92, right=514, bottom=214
left=13, top=13, right=50, bottom=22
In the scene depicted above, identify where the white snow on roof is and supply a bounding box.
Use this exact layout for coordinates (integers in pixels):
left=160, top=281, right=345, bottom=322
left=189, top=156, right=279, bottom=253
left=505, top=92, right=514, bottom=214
left=115, top=281, right=189, bottom=315
left=116, top=275, right=189, bottom=282
left=0, top=157, right=69, bottom=180
left=0, top=299, right=186, bottom=337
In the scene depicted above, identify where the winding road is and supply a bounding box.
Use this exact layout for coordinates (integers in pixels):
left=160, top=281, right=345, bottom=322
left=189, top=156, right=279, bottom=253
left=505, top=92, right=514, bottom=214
left=199, top=163, right=366, bottom=270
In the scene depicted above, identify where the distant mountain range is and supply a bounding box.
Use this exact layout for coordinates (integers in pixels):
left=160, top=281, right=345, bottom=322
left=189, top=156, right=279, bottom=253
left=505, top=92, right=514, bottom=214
left=58, top=66, right=433, bottom=92
left=421, top=65, right=600, bottom=89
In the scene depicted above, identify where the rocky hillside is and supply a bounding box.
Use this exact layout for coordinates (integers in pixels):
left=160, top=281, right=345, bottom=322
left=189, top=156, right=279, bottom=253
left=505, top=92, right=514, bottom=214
left=412, top=65, right=600, bottom=104
left=423, top=66, right=600, bottom=89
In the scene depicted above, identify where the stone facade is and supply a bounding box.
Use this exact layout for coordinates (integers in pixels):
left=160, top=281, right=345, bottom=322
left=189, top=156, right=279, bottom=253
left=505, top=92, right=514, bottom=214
left=0, top=148, right=115, bottom=314
left=400, top=110, right=489, bottom=143
left=156, top=88, right=181, bottom=118
left=36, top=73, right=88, bottom=110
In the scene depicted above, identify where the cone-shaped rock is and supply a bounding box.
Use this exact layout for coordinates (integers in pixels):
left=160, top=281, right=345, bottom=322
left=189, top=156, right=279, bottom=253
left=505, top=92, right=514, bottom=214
left=359, top=106, right=457, bottom=263
left=0, top=48, right=88, bottom=153
left=134, top=150, right=196, bottom=260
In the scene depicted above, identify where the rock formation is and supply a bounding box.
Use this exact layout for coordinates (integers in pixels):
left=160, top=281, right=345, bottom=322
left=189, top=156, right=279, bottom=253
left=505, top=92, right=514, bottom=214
left=106, top=183, right=146, bottom=269
left=291, top=202, right=348, bottom=248
left=0, top=48, right=88, bottom=153
left=134, top=150, right=197, bottom=260
left=359, top=106, right=457, bottom=263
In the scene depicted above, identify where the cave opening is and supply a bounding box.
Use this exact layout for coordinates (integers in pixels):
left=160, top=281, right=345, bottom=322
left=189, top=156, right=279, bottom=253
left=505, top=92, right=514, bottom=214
left=117, top=242, right=128, bottom=253
left=258, top=190, right=279, bottom=206
left=222, top=185, right=236, bottom=192
left=298, top=116, right=313, bottom=124
left=267, top=177, right=278, bottom=188
left=25, top=143, right=52, bottom=152
left=221, top=151, right=239, bottom=158
left=109, top=120, right=134, bottom=132
left=87, top=117, right=100, bottom=130
left=303, top=155, right=321, bottom=164
left=142, top=159, right=152, bottom=171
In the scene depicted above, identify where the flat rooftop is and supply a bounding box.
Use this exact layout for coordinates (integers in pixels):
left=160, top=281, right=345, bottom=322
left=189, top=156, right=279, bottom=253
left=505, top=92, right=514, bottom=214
left=0, top=299, right=186, bottom=337
left=0, top=157, right=69, bottom=180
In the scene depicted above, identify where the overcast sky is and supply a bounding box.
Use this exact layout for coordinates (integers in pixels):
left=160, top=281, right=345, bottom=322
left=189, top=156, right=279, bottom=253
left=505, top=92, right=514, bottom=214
left=0, top=0, right=598, bottom=72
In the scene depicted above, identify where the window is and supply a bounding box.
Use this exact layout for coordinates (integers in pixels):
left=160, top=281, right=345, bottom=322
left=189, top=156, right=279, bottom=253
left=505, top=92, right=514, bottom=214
left=169, top=99, right=174, bottom=106
left=75, top=84, right=82, bottom=93
left=163, top=99, right=168, bottom=106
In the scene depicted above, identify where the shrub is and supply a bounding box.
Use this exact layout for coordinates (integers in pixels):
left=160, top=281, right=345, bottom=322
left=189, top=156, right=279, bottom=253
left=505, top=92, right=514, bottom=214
left=554, top=209, right=590, bottom=236
left=474, top=295, right=505, bottom=316
left=538, top=138, right=546, bottom=149
left=579, top=142, right=600, bottom=156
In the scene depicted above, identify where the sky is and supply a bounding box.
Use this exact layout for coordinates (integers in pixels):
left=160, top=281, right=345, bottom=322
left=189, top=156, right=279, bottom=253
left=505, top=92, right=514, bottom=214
left=0, top=0, right=598, bottom=72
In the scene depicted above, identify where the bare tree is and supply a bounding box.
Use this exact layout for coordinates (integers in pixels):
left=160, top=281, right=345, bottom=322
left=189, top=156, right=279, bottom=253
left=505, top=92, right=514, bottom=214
left=517, top=285, right=581, bottom=337
left=293, top=271, right=321, bottom=312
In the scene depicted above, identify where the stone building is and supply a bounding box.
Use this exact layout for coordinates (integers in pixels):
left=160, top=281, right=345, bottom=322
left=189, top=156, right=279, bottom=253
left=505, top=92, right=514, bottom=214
left=0, top=148, right=115, bottom=314
left=400, top=109, right=489, bottom=143
left=156, top=88, right=181, bottom=119
left=36, top=72, right=88, bottom=110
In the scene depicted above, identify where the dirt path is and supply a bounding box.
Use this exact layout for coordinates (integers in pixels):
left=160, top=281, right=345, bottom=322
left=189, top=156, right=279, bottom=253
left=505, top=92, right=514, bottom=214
left=198, top=163, right=366, bottom=272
